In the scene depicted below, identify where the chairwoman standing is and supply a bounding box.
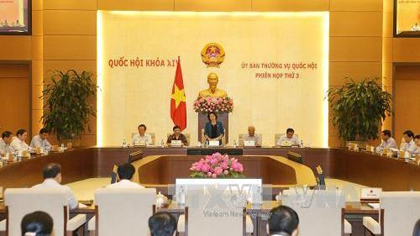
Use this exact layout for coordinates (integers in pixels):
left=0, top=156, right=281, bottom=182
left=204, top=112, right=224, bottom=145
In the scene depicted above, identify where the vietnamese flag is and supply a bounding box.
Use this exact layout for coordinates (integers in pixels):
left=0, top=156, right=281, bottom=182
left=170, top=56, right=187, bottom=131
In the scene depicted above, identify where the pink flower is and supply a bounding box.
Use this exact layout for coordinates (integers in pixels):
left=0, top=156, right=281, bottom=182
left=215, top=167, right=223, bottom=176
left=199, top=98, right=204, bottom=103
left=190, top=153, right=243, bottom=178
left=201, top=164, right=210, bottom=172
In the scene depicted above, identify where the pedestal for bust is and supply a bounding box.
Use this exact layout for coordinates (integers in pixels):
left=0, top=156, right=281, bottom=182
left=197, top=113, right=229, bottom=144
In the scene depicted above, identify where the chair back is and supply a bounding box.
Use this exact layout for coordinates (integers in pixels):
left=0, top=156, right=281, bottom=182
left=95, top=188, right=156, bottom=236
left=186, top=185, right=245, bottom=236
left=282, top=188, right=343, bottom=236
left=382, top=191, right=420, bottom=235
left=5, top=188, right=67, bottom=236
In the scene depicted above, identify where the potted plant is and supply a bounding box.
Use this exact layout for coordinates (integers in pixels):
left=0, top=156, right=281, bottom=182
left=327, top=78, right=392, bottom=146
left=42, top=70, right=97, bottom=146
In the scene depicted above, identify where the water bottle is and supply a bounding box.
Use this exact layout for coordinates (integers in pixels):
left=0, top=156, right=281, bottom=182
left=300, top=139, right=304, bottom=148
left=233, top=139, right=237, bottom=148
left=13, top=151, right=18, bottom=162
left=179, top=186, right=186, bottom=206
left=3, top=153, right=9, bottom=164
left=122, top=139, right=127, bottom=148
left=160, top=139, right=164, bottom=147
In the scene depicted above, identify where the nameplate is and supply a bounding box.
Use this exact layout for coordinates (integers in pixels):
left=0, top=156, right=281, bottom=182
left=244, top=140, right=255, bottom=147
left=209, top=141, right=220, bottom=147
left=134, top=141, right=146, bottom=147
left=361, top=187, right=381, bottom=202
left=171, top=140, right=182, bottom=147
left=281, top=141, right=292, bottom=147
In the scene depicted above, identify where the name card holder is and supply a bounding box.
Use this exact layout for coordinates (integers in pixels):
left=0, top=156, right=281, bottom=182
left=244, top=140, right=255, bottom=147
left=170, top=140, right=182, bottom=147
left=281, top=141, right=292, bottom=147
left=134, top=141, right=146, bottom=147
left=209, top=140, right=220, bottom=147
left=360, top=187, right=382, bottom=203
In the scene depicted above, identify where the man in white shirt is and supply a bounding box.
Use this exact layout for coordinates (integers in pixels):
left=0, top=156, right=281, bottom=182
left=401, top=130, right=417, bottom=154
left=414, top=135, right=420, bottom=155
left=267, top=205, right=299, bottom=236
left=0, top=131, right=15, bottom=155
left=10, top=129, right=31, bottom=152
left=376, top=130, right=398, bottom=152
left=277, top=128, right=299, bottom=146
left=32, top=163, right=78, bottom=210
left=108, top=163, right=144, bottom=189
left=30, top=128, right=52, bottom=150
left=243, top=126, right=262, bottom=147
left=131, top=124, right=152, bottom=146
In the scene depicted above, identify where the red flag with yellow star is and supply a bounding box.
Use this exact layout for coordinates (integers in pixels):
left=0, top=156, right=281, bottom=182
left=170, top=56, right=187, bottom=131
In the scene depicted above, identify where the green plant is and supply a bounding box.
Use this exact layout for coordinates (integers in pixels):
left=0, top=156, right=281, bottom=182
left=327, top=78, right=392, bottom=141
left=42, top=70, right=97, bottom=141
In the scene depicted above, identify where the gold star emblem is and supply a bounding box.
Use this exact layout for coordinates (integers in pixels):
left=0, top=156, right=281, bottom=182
left=171, top=85, right=186, bottom=108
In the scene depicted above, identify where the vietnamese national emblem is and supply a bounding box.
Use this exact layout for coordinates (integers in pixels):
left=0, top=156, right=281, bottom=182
left=201, top=42, right=225, bottom=67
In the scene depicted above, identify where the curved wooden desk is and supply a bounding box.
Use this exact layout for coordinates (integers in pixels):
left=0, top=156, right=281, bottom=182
left=131, top=155, right=317, bottom=188
left=0, top=147, right=419, bottom=191
left=1, top=147, right=408, bottom=236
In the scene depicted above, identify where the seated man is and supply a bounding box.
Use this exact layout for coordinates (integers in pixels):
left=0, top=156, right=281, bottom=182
left=30, top=128, right=52, bottom=150
left=108, top=163, right=144, bottom=188
left=166, top=125, right=188, bottom=146
left=243, top=125, right=262, bottom=146
left=277, top=128, right=299, bottom=146
left=131, top=124, right=152, bottom=146
left=149, top=212, right=177, bottom=236
left=267, top=205, right=299, bottom=236
left=400, top=130, right=417, bottom=153
left=21, top=211, right=53, bottom=236
left=376, top=130, right=398, bottom=152
left=414, top=135, right=420, bottom=155
left=32, top=163, right=78, bottom=210
left=10, top=129, right=31, bottom=152
left=0, top=131, right=15, bottom=155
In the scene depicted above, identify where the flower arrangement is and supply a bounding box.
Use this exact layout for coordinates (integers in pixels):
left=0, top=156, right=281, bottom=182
left=189, top=152, right=244, bottom=178
left=193, top=96, right=234, bottom=114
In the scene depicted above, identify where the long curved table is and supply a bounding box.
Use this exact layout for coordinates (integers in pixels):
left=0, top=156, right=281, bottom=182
left=1, top=146, right=419, bottom=191
left=0, top=146, right=418, bottom=236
